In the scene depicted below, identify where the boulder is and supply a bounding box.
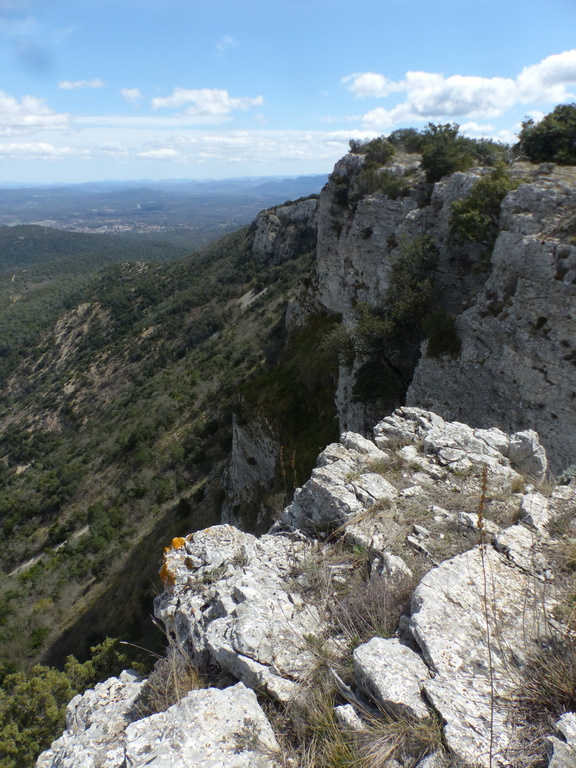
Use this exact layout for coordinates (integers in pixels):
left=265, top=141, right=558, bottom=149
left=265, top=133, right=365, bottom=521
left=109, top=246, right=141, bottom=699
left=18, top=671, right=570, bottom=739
left=124, top=683, right=279, bottom=768
left=409, top=544, right=553, bottom=766
left=154, top=525, right=321, bottom=702
left=283, top=433, right=396, bottom=530
left=36, top=671, right=145, bottom=768
left=353, top=637, right=430, bottom=720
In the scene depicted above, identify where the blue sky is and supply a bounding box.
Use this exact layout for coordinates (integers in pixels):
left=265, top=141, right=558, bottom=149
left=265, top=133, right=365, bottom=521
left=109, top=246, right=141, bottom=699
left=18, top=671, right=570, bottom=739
left=2, top=0, right=576, bottom=183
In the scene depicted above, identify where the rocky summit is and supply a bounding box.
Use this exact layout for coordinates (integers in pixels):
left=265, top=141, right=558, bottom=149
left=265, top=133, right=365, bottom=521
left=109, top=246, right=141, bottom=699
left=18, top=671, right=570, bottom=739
left=37, top=408, right=576, bottom=768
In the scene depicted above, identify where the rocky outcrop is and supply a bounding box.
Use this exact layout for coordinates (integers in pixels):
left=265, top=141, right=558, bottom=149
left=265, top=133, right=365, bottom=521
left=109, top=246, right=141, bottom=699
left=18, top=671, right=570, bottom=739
left=36, top=671, right=145, bottom=768
left=124, top=683, right=279, bottom=768
left=283, top=150, right=576, bottom=471
left=406, top=167, right=576, bottom=472
left=38, top=674, right=279, bottom=768
left=38, top=408, right=576, bottom=768
left=155, top=525, right=322, bottom=703
left=250, top=197, right=318, bottom=264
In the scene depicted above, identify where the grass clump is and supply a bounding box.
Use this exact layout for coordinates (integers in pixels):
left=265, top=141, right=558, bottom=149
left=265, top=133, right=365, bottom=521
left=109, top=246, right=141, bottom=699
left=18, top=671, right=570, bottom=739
left=330, top=572, right=413, bottom=647
left=509, top=639, right=576, bottom=767
left=129, top=646, right=204, bottom=720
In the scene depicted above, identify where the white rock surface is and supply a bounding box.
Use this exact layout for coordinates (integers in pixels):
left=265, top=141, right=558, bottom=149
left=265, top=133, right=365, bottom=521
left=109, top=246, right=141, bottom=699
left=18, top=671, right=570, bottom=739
left=547, top=712, right=576, bottom=768
left=353, top=637, right=430, bottom=720
left=155, top=525, right=321, bottom=702
left=36, top=671, right=145, bottom=768
left=282, top=432, right=396, bottom=530
left=407, top=170, right=576, bottom=473
left=409, top=544, right=553, bottom=766
left=125, top=683, right=279, bottom=768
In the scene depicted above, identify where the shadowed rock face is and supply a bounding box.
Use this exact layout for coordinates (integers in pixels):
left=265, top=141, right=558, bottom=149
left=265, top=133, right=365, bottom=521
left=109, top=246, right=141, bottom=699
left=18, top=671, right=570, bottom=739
left=292, top=154, right=576, bottom=471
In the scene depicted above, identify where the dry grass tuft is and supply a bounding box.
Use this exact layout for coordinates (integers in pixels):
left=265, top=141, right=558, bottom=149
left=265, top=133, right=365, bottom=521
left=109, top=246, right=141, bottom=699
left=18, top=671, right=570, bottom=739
left=354, top=713, right=445, bottom=768
left=330, top=572, right=413, bottom=646
left=129, top=646, right=205, bottom=720
left=507, top=639, right=576, bottom=767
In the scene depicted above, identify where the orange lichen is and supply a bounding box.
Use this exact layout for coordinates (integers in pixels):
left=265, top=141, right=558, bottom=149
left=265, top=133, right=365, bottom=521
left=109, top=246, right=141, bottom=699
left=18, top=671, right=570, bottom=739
left=159, top=561, right=176, bottom=588
left=159, top=536, right=187, bottom=588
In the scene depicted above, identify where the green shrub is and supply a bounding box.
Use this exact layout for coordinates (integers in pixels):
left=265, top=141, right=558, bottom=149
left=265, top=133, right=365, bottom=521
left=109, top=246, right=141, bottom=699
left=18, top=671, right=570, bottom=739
left=351, top=168, right=410, bottom=203
left=518, top=103, right=576, bottom=165
left=388, top=127, right=424, bottom=153
left=449, top=167, right=520, bottom=248
left=423, top=310, right=461, bottom=358
left=419, top=123, right=476, bottom=182
left=349, top=137, right=395, bottom=165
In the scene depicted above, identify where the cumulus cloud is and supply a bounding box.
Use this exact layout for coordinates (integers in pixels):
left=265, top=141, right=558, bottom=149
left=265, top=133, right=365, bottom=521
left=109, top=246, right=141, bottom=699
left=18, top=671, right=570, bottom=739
left=151, top=88, right=264, bottom=121
left=121, top=87, right=141, bottom=104
left=517, top=50, right=576, bottom=103
left=344, top=50, right=576, bottom=130
left=59, top=78, right=104, bottom=90
left=342, top=72, right=403, bottom=98
left=0, top=90, right=69, bottom=133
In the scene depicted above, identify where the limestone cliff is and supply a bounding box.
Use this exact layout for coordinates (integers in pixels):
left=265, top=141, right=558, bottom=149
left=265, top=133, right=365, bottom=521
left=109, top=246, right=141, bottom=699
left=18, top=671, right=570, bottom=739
left=285, top=152, right=576, bottom=472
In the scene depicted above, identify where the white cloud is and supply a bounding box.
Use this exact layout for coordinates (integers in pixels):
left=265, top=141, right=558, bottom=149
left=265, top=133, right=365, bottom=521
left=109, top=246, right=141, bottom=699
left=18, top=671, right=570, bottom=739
left=0, top=90, right=69, bottom=133
left=151, top=88, right=264, bottom=121
left=121, top=87, right=141, bottom=104
left=343, top=50, right=576, bottom=130
left=517, top=50, right=576, bottom=103
left=0, top=141, right=84, bottom=159
left=343, top=72, right=404, bottom=98
left=216, top=35, right=238, bottom=54
left=137, top=148, right=180, bottom=160
left=59, top=78, right=104, bottom=90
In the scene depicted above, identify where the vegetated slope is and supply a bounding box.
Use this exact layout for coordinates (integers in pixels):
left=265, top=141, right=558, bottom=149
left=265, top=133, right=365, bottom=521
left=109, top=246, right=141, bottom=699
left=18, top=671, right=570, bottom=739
left=0, top=202, right=333, bottom=669
left=0, top=225, right=189, bottom=274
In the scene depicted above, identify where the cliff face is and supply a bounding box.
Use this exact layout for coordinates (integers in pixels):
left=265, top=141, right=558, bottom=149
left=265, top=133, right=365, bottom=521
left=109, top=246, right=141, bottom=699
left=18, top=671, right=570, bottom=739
left=407, top=167, right=576, bottom=471
left=277, top=153, right=576, bottom=472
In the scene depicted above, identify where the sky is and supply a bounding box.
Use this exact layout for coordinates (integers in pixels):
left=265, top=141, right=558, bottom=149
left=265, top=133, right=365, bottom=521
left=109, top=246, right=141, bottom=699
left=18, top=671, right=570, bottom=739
left=2, top=0, right=576, bottom=184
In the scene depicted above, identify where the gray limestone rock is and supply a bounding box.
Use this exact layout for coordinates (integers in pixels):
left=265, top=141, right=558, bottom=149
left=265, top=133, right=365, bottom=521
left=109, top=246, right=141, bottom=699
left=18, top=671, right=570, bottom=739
left=125, top=683, right=279, bottom=768
left=520, top=491, right=551, bottom=534
left=409, top=544, right=553, bottom=766
left=282, top=432, right=397, bottom=530
left=373, top=407, right=543, bottom=485
left=36, top=671, right=145, bottom=768
left=155, top=525, right=321, bottom=702
left=546, top=712, right=576, bottom=768
left=353, top=637, right=430, bottom=720
left=407, top=170, right=576, bottom=473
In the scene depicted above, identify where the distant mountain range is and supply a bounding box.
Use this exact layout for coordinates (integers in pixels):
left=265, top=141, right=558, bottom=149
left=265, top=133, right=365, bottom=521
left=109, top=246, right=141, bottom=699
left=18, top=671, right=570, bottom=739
left=0, top=176, right=328, bottom=244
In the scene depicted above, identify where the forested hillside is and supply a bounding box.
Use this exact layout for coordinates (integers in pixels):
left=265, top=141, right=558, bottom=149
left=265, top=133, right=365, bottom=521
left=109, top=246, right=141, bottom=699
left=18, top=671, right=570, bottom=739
left=0, top=200, right=329, bottom=670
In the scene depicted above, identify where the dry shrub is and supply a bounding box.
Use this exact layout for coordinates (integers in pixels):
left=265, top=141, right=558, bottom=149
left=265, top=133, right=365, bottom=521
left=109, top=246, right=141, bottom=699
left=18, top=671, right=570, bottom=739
left=129, top=646, right=204, bottom=719
left=330, top=572, right=413, bottom=646
left=355, top=714, right=445, bottom=768
left=508, top=639, right=576, bottom=767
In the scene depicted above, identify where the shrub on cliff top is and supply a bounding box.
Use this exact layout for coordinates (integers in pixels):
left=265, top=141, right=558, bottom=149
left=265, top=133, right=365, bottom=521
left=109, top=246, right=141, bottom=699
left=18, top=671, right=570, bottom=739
left=449, top=167, right=520, bottom=248
left=349, top=137, right=395, bottom=166
left=518, top=103, right=576, bottom=165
